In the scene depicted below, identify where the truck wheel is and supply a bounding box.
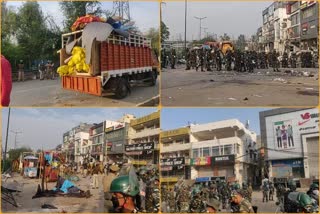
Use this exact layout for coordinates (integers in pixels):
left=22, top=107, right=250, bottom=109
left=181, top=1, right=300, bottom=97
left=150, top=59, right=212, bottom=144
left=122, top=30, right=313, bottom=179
left=115, top=78, right=129, bottom=99
left=148, top=70, right=157, bottom=86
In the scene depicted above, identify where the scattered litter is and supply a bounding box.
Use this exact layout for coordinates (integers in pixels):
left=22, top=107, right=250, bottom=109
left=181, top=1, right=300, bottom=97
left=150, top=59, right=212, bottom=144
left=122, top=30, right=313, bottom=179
left=210, top=79, right=214, bottom=82
left=243, top=97, right=249, bottom=101
left=309, top=74, right=315, bottom=77
left=178, top=88, right=182, bottom=90
left=169, top=97, right=172, bottom=99
left=273, top=78, right=287, bottom=83
left=302, top=71, right=310, bottom=77
left=266, top=72, right=270, bottom=75
left=253, top=94, right=263, bottom=98
left=305, top=88, right=314, bottom=90
left=284, top=70, right=291, bottom=74
left=228, top=97, right=237, bottom=101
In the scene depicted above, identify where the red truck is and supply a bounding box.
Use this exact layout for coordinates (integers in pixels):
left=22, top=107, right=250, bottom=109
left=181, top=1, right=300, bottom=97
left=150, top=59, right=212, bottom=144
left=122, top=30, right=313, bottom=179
left=59, top=27, right=159, bottom=99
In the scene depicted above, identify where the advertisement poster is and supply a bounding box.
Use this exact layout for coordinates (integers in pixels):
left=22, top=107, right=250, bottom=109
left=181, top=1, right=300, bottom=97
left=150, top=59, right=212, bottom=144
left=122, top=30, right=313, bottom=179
left=273, top=120, right=295, bottom=150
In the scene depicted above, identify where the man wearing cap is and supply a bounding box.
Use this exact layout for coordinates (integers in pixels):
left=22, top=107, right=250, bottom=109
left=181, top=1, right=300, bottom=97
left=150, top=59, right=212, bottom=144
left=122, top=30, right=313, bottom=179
left=103, top=164, right=120, bottom=212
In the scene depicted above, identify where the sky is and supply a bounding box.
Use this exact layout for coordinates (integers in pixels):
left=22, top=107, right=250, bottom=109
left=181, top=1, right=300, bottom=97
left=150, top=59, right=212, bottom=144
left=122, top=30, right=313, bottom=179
left=2, top=108, right=157, bottom=151
left=161, top=108, right=272, bottom=135
left=162, top=1, right=272, bottom=41
left=5, top=1, right=159, bottom=33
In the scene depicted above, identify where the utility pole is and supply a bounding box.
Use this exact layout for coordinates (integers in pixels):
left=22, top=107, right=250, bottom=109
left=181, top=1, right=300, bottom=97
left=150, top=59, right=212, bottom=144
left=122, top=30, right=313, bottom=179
left=3, top=108, right=11, bottom=172
left=11, top=130, right=22, bottom=149
left=194, top=16, right=207, bottom=40
left=184, top=0, right=187, bottom=52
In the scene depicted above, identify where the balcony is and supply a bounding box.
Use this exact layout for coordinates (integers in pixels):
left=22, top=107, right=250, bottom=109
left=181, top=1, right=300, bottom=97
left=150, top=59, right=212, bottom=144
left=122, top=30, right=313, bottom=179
left=132, top=128, right=160, bottom=139
left=161, top=142, right=191, bottom=153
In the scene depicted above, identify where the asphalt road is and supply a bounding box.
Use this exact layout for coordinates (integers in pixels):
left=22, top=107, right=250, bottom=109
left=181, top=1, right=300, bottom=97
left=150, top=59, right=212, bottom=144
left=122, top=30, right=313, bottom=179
left=161, top=66, right=319, bottom=107
left=10, top=78, right=159, bottom=107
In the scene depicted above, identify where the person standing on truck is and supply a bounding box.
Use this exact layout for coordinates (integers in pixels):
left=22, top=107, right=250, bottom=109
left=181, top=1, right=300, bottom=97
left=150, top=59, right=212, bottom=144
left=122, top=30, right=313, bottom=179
left=18, top=60, right=25, bottom=82
left=1, top=55, right=12, bottom=106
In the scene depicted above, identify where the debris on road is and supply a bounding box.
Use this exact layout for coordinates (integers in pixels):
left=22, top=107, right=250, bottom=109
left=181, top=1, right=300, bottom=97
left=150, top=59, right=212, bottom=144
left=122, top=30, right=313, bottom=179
left=228, top=97, right=237, bottom=101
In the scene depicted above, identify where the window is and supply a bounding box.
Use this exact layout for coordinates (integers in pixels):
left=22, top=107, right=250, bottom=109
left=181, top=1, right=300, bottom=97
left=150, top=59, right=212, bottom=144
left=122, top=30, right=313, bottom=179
left=192, top=149, right=199, bottom=158
left=203, top=147, right=210, bottom=157
left=212, top=147, right=220, bottom=156
left=291, top=2, right=300, bottom=13
left=237, top=144, right=240, bottom=154
left=291, top=13, right=300, bottom=26
left=224, top=145, right=233, bottom=155
left=302, top=6, right=316, bottom=19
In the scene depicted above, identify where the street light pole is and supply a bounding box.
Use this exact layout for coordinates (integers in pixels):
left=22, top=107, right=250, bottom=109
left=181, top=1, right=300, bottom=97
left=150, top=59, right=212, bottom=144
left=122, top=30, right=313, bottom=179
left=184, top=0, right=187, bottom=52
left=194, top=16, right=207, bottom=40
left=11, top=130, right=22, bottom=149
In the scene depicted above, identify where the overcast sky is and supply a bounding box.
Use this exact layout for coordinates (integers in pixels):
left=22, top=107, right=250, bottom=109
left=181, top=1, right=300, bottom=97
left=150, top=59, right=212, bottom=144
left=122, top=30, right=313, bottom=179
left=5, top=1, right=159, bottom=33
left=2, top=108, right=157, bottom=151
left=162, top=1, right=272, bottom=41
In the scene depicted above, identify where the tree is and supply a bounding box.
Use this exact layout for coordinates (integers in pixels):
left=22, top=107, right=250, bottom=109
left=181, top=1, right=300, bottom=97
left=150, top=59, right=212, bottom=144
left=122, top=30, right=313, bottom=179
left=198, top=35, right=217, bottom=44
left=8, top=147, right=33, bottom=162
left=161, top=21, right=170, bottom=42
left=220, top=33, right=231, bottom=41
left=59, top=1, right=103, bottom=32
left=15, top=2, right=48, bottom=66
left=236, top=34, right=246, bottom=51
left=145, top=27, right=160, bottom=57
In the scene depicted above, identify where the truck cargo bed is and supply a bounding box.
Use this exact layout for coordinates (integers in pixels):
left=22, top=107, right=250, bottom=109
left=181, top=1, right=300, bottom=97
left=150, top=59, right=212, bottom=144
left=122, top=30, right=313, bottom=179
left=62, top=75, right=102, bottom=96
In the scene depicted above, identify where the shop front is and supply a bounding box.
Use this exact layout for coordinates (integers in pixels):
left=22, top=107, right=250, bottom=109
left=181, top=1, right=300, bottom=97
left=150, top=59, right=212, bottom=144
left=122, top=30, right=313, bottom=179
left=271, top=158, right=304, bottom=178
left=160, top=157, right=185, bottom=187
left=211, top=155, right=236, bottom=182
left=125, top=142, right=156, bottom=166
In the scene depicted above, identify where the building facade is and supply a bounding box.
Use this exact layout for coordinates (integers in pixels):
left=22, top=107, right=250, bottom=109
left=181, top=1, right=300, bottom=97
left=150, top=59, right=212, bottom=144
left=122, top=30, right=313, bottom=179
left=259, top=108, right=319, bottom=186
left=160, top=119, right=259, bottom=187
left=127, top=111, right=160, bottom=166
left=160, top=127, right=191, bottom=187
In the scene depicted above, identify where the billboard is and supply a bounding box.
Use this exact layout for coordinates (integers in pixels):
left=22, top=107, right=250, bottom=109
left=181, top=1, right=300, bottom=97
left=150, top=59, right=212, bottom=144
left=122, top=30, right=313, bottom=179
left=265, top=108, right=319, bottom=160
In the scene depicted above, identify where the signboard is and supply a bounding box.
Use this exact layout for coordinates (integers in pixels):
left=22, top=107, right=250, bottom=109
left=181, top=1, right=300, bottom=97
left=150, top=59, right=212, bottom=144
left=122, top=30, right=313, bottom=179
left=125, top=142, right=154, bottom=152
left=161, top=166, right=173, bottom=171
left=161, top=127, right=189, bottom=139
left=161, top=177, right=179, bottom=182
left=160, top=157, right=185, bottom=166
left=211, top=155, right=235, bottom=165
left=131, top=111, right=160, bottom=126
left=131, top=160, right=147, bottom=165
left=190, top=157, right=211, bottom=166
left=195, top=177, right=211, bottom=182
left=114, top=123, right=124, bottom=130
left=265, top=108, right=319, bottom=160
left=126, top=151, right=143, bottom=155
left=105, top=126, right=114, bottom=133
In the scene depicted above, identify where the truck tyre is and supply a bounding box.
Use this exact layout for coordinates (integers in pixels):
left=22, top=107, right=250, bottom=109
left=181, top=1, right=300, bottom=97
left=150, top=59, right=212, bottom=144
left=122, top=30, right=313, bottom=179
left=115, top=78, right=129, bottom=99
left=148, top=70, right=157, bottom=86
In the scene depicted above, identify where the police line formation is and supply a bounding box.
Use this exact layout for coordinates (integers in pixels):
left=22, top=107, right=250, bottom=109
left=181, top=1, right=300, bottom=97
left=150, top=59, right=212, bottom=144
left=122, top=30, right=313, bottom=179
left=162, top=47, right=318, bottom=72
left=161, top=178, right=319, bottom=213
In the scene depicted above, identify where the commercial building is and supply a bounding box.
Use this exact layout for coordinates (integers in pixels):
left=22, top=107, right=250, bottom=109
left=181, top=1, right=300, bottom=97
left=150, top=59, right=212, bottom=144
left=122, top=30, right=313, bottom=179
left=160, top=127, right=191, bottom=187
left=104, top=114, right=135, bottom=163
left=190, top=119, right=257, bottom=186
left=127, top=111, right=160, bottom=166
left=259, top=108, right=319, bottom=186
left=89, top=122, right=104, bottom=161
left=160, top=119, right=259, bottom=187
left=300, top=1, right=318, bottom=51
left=62, top=123, right=93, bottom=162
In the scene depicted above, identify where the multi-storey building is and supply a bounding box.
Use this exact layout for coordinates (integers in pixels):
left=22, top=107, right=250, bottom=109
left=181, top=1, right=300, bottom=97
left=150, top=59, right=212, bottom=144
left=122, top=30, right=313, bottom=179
left=300, top=1, right=318, bottom=51
left=160, top=119, right=259, bottom=187
left=127, top=111, right=160, bottom=166
left=160, top=127, right=191, bottom=187
left=259, top=108, right=319, bottom=187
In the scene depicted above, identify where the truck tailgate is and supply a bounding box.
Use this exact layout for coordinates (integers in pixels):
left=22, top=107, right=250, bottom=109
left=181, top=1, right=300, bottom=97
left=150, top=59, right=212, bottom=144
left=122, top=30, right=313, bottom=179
left=62, top=75, right=102, bottom=96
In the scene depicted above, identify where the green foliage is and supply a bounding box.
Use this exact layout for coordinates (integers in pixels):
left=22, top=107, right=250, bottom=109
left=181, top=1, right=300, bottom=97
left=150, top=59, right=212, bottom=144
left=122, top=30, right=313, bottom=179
left=146, top=27, right=160, bottom=57
left=59, top=1, right=103, bottom=32
left=8, top=147, right=33, bottom=162
left=1, top=2, right=61, bottom=71
left=198, top=35, right=216, bottom=44
left=161, top=21, right=170, bottom=42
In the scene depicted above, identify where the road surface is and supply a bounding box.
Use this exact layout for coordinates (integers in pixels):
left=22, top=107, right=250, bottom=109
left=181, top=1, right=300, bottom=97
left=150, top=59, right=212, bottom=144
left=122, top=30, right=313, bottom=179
left=161, top=66, right=318, bottom=107
left=2, top=173, right=104, bottom=212
left=10, top=78, right=159, bottom=107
